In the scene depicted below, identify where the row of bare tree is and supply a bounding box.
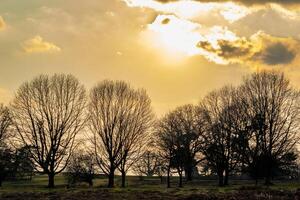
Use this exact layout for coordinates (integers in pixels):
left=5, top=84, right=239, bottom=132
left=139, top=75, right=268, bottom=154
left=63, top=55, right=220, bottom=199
left=0, top=75, right=153, bottom=188
left=153, top=71, right=300, bottom=187
left=0, top=71, right=299, bottom=188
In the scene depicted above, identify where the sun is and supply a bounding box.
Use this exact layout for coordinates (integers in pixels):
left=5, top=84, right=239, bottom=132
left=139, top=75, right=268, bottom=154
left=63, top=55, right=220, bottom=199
left=142, top=15, right=202, bottom=59
left=141, top=14, right=240, bottom=65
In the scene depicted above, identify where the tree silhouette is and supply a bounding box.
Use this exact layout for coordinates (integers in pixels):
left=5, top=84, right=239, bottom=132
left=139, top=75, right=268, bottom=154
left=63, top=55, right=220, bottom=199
left=237, top=71, right=300, bottom=185
left=89, top=80, right=153, bottom=188
left=11, top=74, right=87, bottom=188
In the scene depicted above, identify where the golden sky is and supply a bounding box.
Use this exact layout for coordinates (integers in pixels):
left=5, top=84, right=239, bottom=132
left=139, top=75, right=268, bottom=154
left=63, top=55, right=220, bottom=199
left=1, top=0, right=300, bottom=115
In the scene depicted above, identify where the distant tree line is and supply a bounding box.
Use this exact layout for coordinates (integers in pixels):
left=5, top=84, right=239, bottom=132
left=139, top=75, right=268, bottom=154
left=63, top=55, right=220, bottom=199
left=0, top=71, right=299, bottom=188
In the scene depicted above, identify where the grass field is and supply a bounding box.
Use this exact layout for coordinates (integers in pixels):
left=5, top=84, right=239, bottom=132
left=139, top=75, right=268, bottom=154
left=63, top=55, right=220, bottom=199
left=0, top=175, right=300, bottom=199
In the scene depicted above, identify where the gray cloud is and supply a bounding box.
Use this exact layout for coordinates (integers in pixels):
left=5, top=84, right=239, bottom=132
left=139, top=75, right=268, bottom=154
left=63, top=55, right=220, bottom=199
left=197, top=33, right=298, bottom=66
left=254, top=43, right=296, bottom=65
left=155, top=0, right=300, bottom=6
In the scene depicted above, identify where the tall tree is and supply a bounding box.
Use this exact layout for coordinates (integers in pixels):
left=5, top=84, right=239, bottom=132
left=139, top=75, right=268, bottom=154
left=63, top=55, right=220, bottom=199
left=89, top=80, right=153, bottom=188
left=11, top=74, right=87, bottom=188
left=156, top=115, right=176, bottom=188
left=200, top=86, right=242, bottom=186
left=172, top=105, right=205, bottom=181
left=238, top=71, right=300, bottom=185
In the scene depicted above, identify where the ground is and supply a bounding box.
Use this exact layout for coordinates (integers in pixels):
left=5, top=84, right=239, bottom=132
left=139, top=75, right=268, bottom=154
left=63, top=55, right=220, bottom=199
left=0, top=175, right=300, bottom=199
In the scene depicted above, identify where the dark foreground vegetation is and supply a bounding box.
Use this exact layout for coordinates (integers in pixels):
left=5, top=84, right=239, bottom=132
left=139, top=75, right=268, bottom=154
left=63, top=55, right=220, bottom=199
left=1, top=175, right=300, bottom=200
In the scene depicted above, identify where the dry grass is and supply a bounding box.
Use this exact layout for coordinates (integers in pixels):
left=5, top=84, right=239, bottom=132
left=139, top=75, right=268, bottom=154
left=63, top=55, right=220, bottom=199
left=1, top=175, right=300, bottom=199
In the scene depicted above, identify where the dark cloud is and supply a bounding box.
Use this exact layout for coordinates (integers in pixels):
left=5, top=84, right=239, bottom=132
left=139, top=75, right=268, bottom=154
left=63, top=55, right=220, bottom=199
left=196, top=34, right=298, bottom=66
left=197, top=38, right=253, bottom=60
left=216, top=39, right=252, bottom=59
left=155, top=0, right=299, bottom=5
left=254, top=43, right=296, bottom=65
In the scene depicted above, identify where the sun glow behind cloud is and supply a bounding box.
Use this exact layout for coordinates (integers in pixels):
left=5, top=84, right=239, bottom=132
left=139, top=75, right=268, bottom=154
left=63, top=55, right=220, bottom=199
left=124, top=0, right=250, bottom=22
left=126, top=0, right=300, bottom=67
left=143, top=15, right=202, bottom=57
left=142, top=14, right=243, bottom=64
left=142, top=14, right=299, bottom=66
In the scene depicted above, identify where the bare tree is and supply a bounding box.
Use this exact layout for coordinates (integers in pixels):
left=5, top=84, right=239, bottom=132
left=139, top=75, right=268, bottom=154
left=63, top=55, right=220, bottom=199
left=89, top=80, right=154, bottom=188
left=0, top=104, right=11, bottom=147
left=238, top=71, right=300, bottom=185
left=133, top=150, right=162, bottom=177
left=11, top=74, right=87, bottom=188
left=66, top=151, right=96, bottom=187
left=172, top=105, right=205, bottom=181
left=200, top=86, right=242, bottom=186
left=117, top=141, right=145, bottom=188
left=156, top=115, right=176, bottom=188
left=0, top=104, right=12, bottom=186
left=156, top=104, right=205, bottom=187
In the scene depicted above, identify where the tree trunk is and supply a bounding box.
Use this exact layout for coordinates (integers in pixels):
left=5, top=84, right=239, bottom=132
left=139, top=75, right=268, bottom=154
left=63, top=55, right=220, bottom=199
left=0, top=178, right=2, bottom=187
left=121, top=170, right=126, bottom=188
left=160, top=175, right=163, bottom=184
left=178, top=171, right=183, bottom=188
left=108, top=173, right=114, bottom=188
left=48, top=173, right=55, bottom=188
left=218, top=172, right=224, bottom=187
left=265, top=175, right=272, bottom=186
left=265, top=161, right=272, bottom=186
left=224, top=168, right=229, bottom=186
left=185, top=167, right=193, bottom=181
left=167, top=167, right=171, bottom=188
left=88, top=179, right=93, bottom=187
left=108, top=170, right=115, bottom=188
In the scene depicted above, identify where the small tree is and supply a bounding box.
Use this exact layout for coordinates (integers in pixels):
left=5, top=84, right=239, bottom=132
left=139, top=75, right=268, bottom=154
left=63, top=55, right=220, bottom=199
left=133, top=150, right=162, bottom=177
left=0, top=148, right=14, bottom=186
left=0, top=104, right=12, bottom=187
left=66, top=152, right=96, bottom=187
left=13, top=146, right=35, bottom=180
left=0, top=104, right=11, bottom=147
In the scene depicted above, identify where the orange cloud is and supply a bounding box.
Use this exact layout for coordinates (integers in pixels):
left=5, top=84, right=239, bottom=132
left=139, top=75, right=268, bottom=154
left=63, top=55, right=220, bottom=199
left=22, top=36, right=61, bottom=53
left=0, top=16, right=6, bottom=31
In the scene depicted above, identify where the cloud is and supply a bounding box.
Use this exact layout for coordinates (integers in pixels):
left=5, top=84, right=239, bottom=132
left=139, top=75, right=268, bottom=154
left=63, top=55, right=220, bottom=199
left=155, top=0, right=300, bottom=6
left=254, top=43, right=296, bottom=65
left=22, top=36, right=61, bottom=53
left=143, top=14, right=299, bottom=67
left=124, top=0, right=251, bottom=23
left=230, top=4, right=300, bottom=38
left=197, top=31, right=299, bottom=66
left=0, top=16, right=6, bottom=31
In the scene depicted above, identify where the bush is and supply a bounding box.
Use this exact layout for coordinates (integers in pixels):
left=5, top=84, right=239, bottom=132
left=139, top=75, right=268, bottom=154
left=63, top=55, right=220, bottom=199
left=65, top=153, right=96, bottom=187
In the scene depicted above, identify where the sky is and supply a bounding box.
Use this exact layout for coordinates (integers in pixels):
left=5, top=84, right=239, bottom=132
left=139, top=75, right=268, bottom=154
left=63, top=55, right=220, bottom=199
left=1, top=0, right=300, bottom=115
